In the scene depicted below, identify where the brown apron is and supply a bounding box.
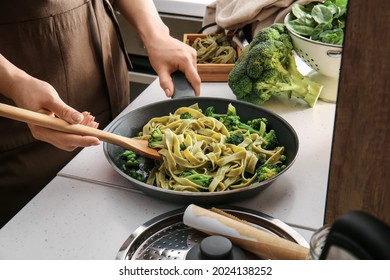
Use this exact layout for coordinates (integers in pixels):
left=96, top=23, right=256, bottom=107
left=0, top=0, right=131, bottom=227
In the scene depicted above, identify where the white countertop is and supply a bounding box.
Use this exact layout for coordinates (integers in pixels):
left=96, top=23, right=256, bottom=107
left=154, top=0, right=214, bottom=17
left=0, top=59, right=336, bottom=259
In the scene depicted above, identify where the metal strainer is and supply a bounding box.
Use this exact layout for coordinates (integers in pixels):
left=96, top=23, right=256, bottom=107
left=116, top=206, right=308, bottom=260
left=285, top=13, right=343, bottom=103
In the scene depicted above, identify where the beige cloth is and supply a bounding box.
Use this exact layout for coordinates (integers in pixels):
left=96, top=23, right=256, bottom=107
left=203, top=0, right=322, bottom=37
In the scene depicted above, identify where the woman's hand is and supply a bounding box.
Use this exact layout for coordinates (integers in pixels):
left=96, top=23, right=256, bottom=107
left=0, top=54, right=100, bottom=151
left=146, top=34, right=201, bottom=97
left=14, top=77, right=101, bottom=151
left=115, top=0, right=201, bottom=97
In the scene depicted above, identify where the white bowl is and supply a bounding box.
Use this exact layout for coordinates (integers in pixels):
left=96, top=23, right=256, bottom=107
left=284, top=13, right=343, bottom=103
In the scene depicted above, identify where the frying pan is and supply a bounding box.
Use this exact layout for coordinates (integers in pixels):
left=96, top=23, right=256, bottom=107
left=103, top=73, right=299, bottom=205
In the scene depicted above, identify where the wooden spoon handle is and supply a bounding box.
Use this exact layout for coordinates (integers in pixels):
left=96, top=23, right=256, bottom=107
left=0, top=103, right=162, bottom=160
left=0, top=102, right=116, bottom=138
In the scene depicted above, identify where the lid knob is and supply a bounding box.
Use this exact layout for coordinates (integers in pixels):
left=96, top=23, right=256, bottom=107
left=200, top=235, right=233, bottom=259
left=186, top=235, right=248, bottom=260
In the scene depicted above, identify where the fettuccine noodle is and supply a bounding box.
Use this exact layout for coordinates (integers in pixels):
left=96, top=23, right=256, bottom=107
left=192, top=33, right=237, bottom=64
left=136, top=104, right=285, bottom=192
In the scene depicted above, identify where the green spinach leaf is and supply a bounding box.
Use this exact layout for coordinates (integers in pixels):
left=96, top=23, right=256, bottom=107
left=287, top=0, right=348, bottom=45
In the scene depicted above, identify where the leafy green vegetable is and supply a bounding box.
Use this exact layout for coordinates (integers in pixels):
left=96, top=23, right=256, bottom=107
left=286, top=0, right=348, bottom=45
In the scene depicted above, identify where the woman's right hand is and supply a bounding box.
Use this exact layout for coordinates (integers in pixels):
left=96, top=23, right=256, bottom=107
left=0, top=54, right=100, bottom=151
left=14, top=77, right=101, bottom=151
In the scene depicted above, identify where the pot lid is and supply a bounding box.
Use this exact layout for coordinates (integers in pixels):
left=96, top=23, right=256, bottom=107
left=116, top=206, right=308, bottom=260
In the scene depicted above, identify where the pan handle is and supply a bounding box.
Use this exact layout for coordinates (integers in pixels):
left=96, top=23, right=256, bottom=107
left=172, top=71, right=195, bottom=99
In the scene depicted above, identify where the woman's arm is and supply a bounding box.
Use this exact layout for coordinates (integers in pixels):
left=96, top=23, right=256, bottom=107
left=115, top=0, right=201, bottom=97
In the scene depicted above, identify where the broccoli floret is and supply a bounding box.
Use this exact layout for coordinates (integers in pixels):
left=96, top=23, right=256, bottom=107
left=179, top=169, right=213, bottom=188
left=222, top=115, right=263, bottom=135
left=204, top=104, right=273, bottom=137
left=151, top=128, right=163, bottom=140
left=256, top=163, right=282, bottom=182
left=250, top=26, right=283, bottom=46
left=180, top=112, right=192, bottom=119
left=120, top=150, right=136, bottom=159
left=228, top=23, right=323, bottom=107
left=128, top=170, right=143, bottom=181
left=120, top=150, right=140, bottom=167
left=246, top=118, right=268, bottom=136
left=205, top=104, right=266, bottom=136
left=261, top=129, right=279, bottom=150
left=204, top=106, right=226, bottom=120
left=226, top=60, right=254, bottom=100
left=120, top=150, right=143, bottom=180
left=226, top=103, right=237, bottom=116
left=226, top=131, right=245, bottom=145
left=246, top=118, right=268, bottom=130
left=204, top=104, right=237, bottom=120
left=148, top=128, right=164, bottom=149
left=255, top=153, right=267, bottom=168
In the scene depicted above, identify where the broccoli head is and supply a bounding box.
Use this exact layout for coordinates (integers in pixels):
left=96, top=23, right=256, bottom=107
left=179, top=169, right=213, bottom=188
left=256, top=163, right=282, bottom=182
left=228, top=23, right=323, bottom=107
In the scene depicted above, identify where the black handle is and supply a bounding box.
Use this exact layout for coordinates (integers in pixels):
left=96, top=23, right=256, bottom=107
left=320, top=211, right=390, bottom=260
left=172, top=71, right=195, bottom=99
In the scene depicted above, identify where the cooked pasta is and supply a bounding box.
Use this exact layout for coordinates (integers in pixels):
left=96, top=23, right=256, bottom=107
left=134, top=103, right=286, bottom=192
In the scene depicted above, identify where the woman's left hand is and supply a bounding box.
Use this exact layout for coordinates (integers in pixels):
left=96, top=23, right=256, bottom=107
left=115, top=0, right=201, bottom=97
left=146, top=34, right=201, bottom=97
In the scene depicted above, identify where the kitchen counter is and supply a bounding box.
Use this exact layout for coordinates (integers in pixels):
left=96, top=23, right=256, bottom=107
left=0, top=61, right=336, bottom=259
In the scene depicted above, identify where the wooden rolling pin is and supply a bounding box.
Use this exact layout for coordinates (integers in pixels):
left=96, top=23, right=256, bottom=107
left=183, top=204, right=310, bottom=260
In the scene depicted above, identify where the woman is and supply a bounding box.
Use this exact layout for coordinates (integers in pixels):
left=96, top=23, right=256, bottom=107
left=0, top=0, right=201, bottom=227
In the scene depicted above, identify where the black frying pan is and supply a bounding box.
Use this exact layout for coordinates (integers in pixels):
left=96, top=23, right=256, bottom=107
left=103, top=72, right=299, bottom=205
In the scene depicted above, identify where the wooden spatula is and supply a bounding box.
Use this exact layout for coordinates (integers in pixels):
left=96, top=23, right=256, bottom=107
left=0, top=103, right=162, bottom=160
